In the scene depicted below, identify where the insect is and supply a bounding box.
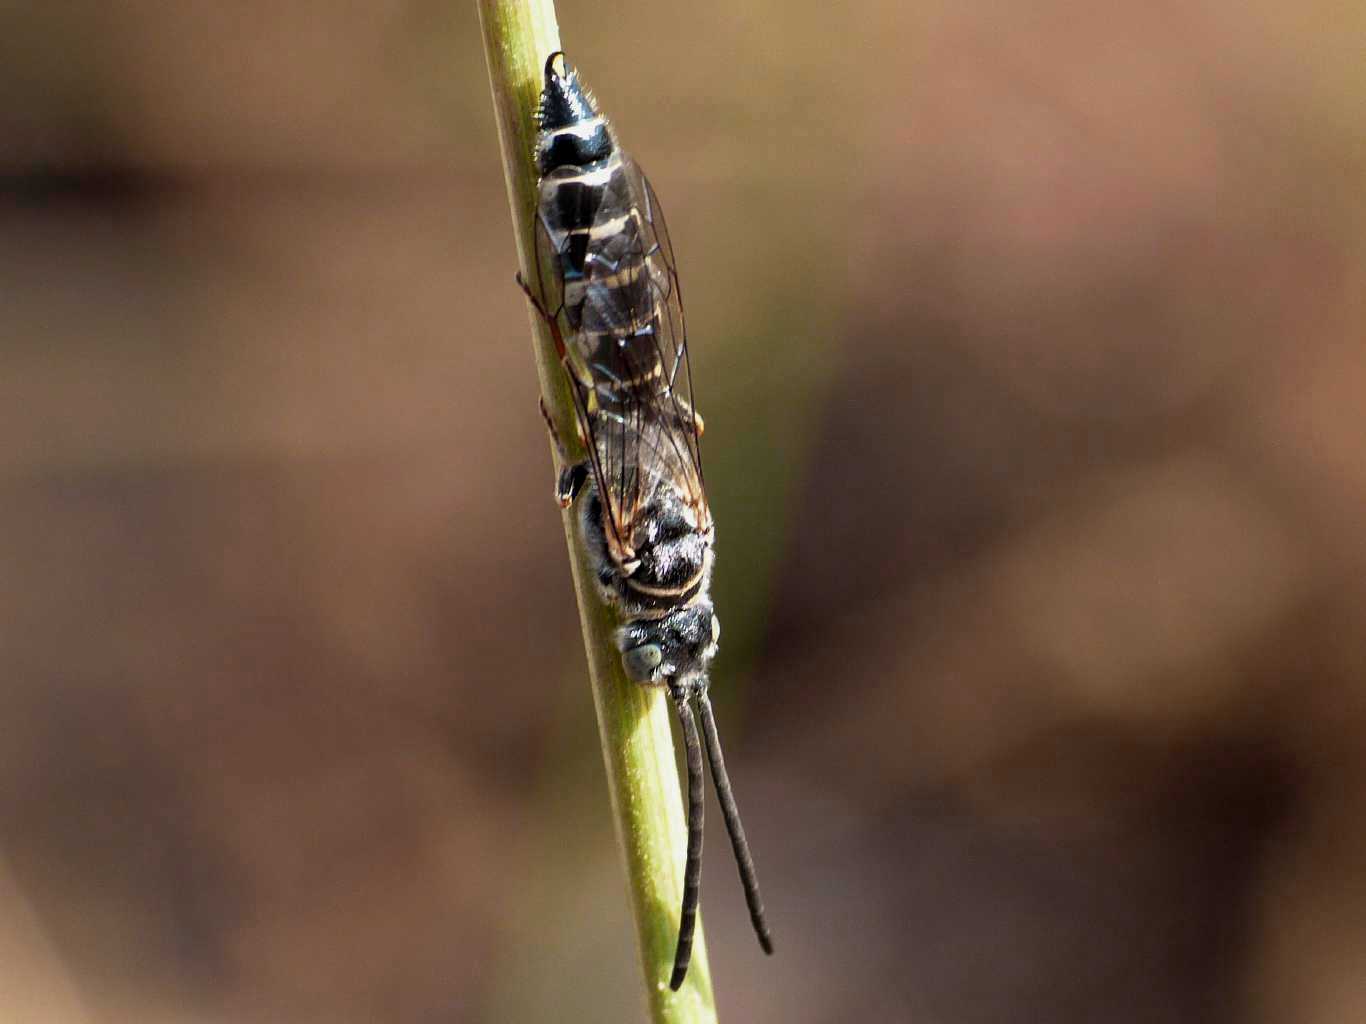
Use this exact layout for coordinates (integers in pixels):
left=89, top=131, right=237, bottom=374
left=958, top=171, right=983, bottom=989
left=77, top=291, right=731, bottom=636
left=517, top=52, right=773, bottom=990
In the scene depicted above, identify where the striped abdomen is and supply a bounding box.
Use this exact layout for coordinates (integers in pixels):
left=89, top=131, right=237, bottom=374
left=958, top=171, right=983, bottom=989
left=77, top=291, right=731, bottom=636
left=536, top=54, right=666, bottom=399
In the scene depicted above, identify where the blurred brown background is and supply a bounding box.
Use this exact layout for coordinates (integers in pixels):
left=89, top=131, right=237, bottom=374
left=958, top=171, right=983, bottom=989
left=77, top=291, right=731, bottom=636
left=2, top=1, right=1364, bottom=1021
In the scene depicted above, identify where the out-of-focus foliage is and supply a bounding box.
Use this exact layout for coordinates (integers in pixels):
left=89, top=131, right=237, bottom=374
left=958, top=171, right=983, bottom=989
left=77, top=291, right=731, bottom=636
left=1, top=1, right=1364, bottom=1022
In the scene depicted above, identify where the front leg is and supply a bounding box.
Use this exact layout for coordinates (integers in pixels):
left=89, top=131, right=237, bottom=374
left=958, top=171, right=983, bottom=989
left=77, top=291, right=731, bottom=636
left=556, top=463, right=589, bottom=508
left=522, top=274, right=588, bottom=507
left=539, top=396, right=589, bottom=508
left=514, top=271, right=548, bottom=318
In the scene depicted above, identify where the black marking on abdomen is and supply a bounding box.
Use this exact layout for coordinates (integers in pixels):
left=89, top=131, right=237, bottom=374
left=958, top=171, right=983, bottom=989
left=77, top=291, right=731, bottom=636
left=540, top=121, right=615, bottom=174
left=539, top=154, right=629, bottom=281
left=582, top=326, right=666, bottom=391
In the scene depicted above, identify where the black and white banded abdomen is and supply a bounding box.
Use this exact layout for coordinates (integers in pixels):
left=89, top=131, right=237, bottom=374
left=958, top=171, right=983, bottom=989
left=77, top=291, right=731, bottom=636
left=535, top=55, right=670, bottom=399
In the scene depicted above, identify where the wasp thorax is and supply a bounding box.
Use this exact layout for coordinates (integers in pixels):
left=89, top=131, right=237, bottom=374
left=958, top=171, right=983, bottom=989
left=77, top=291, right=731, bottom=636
left=617, top=491, right=710, bottom=605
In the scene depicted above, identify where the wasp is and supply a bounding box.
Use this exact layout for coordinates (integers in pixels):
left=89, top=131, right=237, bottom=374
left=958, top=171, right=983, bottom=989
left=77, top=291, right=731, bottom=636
left=517, top=52, right=772, bottom=990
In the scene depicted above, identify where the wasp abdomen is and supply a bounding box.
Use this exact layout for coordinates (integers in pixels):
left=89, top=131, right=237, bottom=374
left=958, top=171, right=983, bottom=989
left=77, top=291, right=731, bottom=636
left=535, top=56, right=667, bottom=398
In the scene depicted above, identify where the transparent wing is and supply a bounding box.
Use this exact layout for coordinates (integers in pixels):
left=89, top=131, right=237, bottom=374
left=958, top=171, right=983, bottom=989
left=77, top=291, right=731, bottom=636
left=529, top=194, right=576, bottom=373
left=532, top=157, right=708, bottom=557
left=530, top=206, right=619, bottom=539
left=581, top=157, right=707, bottom=551
left=631, top=160, right=705, bottom=503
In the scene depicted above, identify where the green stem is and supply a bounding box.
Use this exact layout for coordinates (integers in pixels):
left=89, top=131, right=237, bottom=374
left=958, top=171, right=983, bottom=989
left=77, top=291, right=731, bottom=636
left=476, top=3, right=717, bottom=1020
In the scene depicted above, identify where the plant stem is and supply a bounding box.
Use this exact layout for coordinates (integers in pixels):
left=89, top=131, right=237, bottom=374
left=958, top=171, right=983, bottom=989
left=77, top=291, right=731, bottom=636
left=476, top=3, right=718, bottom=1019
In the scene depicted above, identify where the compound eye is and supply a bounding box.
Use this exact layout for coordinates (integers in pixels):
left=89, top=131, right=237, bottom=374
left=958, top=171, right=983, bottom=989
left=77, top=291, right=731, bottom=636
left=622, top=644, right=664, bottom=682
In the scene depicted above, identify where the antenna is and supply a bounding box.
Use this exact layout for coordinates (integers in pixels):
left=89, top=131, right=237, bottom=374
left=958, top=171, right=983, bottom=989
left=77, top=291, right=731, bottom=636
left=669, top=697, right=705, bottom=990
left=697, top=692, right=773, bottom=955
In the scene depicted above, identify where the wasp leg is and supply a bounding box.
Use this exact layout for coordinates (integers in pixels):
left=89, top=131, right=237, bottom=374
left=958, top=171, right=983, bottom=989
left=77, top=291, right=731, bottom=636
left=523, top=275, right=586, bottom=507
left=538, top=395, right=568, bottom=458
left=556, top=463, right=589, bottom=508
left=514, top=271, right=546, bottom=316
left=671, top=394, right=704, bottom=438
left=539, top=396, right=588, bottom=508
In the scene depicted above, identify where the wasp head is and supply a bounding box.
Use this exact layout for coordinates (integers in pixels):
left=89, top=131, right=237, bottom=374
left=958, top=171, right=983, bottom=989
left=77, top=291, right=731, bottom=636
left=618, top=603, right=720, bottom=694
